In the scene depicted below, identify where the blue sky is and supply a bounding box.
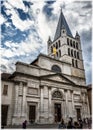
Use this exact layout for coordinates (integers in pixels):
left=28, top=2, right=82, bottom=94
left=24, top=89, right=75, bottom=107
left=1, top=0, right=92, bottom=85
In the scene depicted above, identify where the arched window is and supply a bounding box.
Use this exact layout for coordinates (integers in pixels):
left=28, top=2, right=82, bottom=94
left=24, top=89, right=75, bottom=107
left=77, top=52, right=79, bottom=59
left=51, top=65, right=61, bottom=73
left=53, top=44, right=55, bottom=47
left=76, top=60, right=78, bottom=68
left=58, top=40, right=61, bottom=47
left=68, top=48, right=70, bottom=56
left=56, top=52, right=58, bottom=57
left=76, top=42, right=78, bottom=49
left=52, top=90, right=62, bottom=99
left=71, top=49, right=73, bottom=57
left=73, top=41, right=75, bottom=48
left=74, top=51, right=76, bottom=58
left=59, top=50, right=61, bottom=57
left=72, top=59, right=74, bottom=67
left=51, top=46, right=53, bottom=53
left=70, top=40, right=72, bottom=47
left=67, top=38, right=69, bottom=45
left=56, top=42, right=58, bottom=49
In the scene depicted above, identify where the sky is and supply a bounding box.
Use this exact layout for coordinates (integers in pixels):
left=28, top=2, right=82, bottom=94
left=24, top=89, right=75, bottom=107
left=0, top=0, right=92, bottom=85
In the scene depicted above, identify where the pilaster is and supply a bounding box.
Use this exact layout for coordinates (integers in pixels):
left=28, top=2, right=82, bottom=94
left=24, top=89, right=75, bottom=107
left=64, top=89, right=69, bottom=119
left=17, top=82, right=23, bottom=117
left=48, top=86, right=53, bottom=123
left=13, top=82, right=19, bottom=116
left=39, top=85, right=44, bottom=123
left=71, top=90, right=75, bottom=118
left=22, top=82, right=27, bottom=117
left=12, top=81, right=27, bottom=125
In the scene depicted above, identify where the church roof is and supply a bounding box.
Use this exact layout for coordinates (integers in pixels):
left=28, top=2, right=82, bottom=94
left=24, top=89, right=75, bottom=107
left=30, top=53, right=71, bottom=65
left=1, top=73, right=11, bottom=81
left=54, top=10, right=73, bottom=41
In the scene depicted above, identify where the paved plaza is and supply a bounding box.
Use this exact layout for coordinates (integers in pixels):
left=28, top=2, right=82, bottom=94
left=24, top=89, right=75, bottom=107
left=3, top=123, right=92, bottom=129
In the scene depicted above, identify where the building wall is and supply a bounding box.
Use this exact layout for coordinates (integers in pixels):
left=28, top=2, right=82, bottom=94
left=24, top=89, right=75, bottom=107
left=1, top=81, right=14, bottom=125
left=38, top=55, right=71, bottom=76
left=1, top=72, right=90, bottom=125
left=16, top=61, right=85, bottom=86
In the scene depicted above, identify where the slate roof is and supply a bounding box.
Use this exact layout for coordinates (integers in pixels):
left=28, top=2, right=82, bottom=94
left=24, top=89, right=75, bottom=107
left=54, top=10, right=73, bottom=41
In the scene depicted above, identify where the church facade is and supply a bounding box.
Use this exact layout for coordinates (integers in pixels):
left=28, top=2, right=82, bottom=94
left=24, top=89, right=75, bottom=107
left=1, top=10, right=90, bottom=125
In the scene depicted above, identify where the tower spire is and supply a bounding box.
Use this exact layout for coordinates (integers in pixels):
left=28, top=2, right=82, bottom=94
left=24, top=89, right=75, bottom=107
left=53, top=8, right=73, bottom=41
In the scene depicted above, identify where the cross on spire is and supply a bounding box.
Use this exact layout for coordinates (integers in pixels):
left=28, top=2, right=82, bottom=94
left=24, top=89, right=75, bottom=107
left=60, top=5, right=62, bottom=13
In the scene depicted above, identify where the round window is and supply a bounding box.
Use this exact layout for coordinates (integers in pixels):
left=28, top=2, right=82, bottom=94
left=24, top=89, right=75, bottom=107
left=51, top=65, right=61, bottom=73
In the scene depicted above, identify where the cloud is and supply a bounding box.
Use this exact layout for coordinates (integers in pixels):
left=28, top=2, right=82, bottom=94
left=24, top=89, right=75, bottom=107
left=1, top=1, right=34, bottom=31
left=1, top=0, right=92, bottom=85
left=6, top=0, right=25, bottom=10
left=0, top=15, right=6, bottom=25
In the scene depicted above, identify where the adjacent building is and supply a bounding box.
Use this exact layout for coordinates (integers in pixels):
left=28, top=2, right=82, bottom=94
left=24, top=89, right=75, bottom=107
left=87, top=84, right=92, bottom=116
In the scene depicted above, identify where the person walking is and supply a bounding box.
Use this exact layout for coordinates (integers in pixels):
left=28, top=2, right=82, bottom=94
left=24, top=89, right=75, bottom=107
left=58, top=118, right=66, bottom=129
left=67, top=120, right=73, bottom=129
left=22, top=120, right=27, bottom=129
left=73, top=121, right=80, bottom=129
left=78, top=118, right=83, bottom=128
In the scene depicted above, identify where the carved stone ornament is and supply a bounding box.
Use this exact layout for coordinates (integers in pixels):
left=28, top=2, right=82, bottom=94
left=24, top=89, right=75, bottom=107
left=15, top=81, right=20, bottom=85
left=52, top=90, right=62, bottom=99
left=79, top=95, right=83, bottom=103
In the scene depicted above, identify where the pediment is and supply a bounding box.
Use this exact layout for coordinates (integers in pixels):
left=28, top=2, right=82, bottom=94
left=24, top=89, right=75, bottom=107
left=48, top=75, right=67, bottom=83
left=41, top=74, right=75, bottom=85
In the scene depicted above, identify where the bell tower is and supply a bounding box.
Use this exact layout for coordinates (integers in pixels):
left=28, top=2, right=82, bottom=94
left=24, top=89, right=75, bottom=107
left=47, top=9, right=85, bottom=79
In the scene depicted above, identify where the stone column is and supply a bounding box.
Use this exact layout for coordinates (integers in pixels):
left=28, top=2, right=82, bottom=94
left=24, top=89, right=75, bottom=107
left=86, top=94, right=90, bottom=118
left=22, top=82, right=27, bottom=117
left=17, top=82, right=23, bottom=117
left=71, top=90, right=74, bottom=118
left=83, top=92, right=87, bottom=118
left=43, top=86, right=49, bottom=123
left=64, top=89, right=69, bottom=119
left=48, top=87, right=52, bottom=114
left=48, top=86, right=53, bottom=123
left=81, top=92, right=85, bottom=118
left=14, top=82, right=19, bottom=116
left=40, top=85, right=44, bottom=113
left=63, top=90, right=66, bottom=120
left=40, top=85, right=44, bottom=123
left=62, top=90, right=65, bottom=119
left=85, top=92, right=90, bottom=118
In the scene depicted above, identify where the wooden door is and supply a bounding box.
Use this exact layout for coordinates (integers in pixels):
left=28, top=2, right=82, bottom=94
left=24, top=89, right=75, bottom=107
left=76, top=108, right=81, bottom=120
left=1, top=105, right=8, bottom=126
left=29, top=105, right=36, bottom=123
left=54, top=103, right=61, bottom=122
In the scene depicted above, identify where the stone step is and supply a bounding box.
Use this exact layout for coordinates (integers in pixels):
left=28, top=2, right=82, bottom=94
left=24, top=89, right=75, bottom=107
left=4, top=124, right=59, bottom=129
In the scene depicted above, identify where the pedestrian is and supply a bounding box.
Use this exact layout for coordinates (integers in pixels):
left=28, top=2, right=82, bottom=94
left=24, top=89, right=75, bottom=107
left=78, top=118, right=83, bottom=128
left=58, top=118, right=66, bottom=129
left=73, top=121, right=80, bottom=129
left=67, top=120, right=73, bottom=129
left=87, top=118, right=91, bottom=128
left=22, top=120, right=27, bottom=129
left=1, top=125, right=4, bottom=129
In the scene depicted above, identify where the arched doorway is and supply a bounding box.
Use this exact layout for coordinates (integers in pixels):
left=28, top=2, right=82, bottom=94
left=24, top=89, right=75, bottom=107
left=54, top=103, right=61, bottom=122
left=52, top=90, right=63, bottom=122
